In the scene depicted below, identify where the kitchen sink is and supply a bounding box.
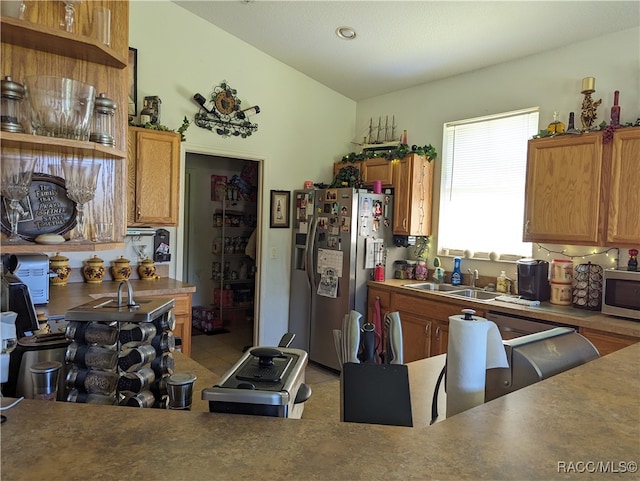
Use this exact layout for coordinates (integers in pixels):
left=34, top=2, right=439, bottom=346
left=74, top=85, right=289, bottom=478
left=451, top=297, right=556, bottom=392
left=402, top=282, right=468, bottom=292
left=446, top=289, right=502, bottom=301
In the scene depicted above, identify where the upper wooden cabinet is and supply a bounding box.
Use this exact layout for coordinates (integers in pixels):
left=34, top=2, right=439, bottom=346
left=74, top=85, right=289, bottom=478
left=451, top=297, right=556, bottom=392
left=0, top=1, right=129, bottom=253
left=333, top=154, right=434, bottom=236
left=524, top=132, right=604, bottom=244
left=606, top=128, right=640, bottom=245
left=362, top=158, right=394, bottom=186
left=127, top=128, right=181, bottom=226
left=392, top=154, right=434, bottom=236
left=333, top=158, right=393, bottom=187
left=524, top=127, right=640, bottom=247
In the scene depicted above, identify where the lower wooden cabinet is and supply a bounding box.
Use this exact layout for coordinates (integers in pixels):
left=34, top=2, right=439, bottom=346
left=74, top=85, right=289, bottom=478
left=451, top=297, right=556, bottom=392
left=431, top=319, right=449, bottom=357
left=367, top=287, right=391, bottom=326
left=143, top=292, right=192, bottom=357
left=397, top=311, right=431, bottom=362
left=367, top=285, right=639, bottom=363
left=580, top=328, right=638, bottom=357
left=391, top=292, right=478, bottom=361
left=367, top=287, right=486, bottom=362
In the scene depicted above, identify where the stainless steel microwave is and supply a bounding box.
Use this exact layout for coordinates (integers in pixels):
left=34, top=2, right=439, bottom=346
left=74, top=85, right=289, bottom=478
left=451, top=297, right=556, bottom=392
left=601, top=269, right=640, bottom=320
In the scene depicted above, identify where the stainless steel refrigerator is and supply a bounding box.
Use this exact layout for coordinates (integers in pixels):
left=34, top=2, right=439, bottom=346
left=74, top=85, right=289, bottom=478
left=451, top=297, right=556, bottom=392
left=288, top=188, right=400, bottom=371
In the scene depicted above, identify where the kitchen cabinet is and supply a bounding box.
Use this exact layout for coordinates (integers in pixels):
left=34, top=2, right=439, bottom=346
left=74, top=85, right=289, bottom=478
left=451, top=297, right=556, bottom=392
left=332, top=155, right=434, bottom=230
left=431, top=319, right=449, bottom=357
left=392, top=154, right=434, bottom=236
left=523, top=127, right=640, bottom=247
left=332, top=158, right=394, bottom=187
left=0, top=1, right=129, bottom=253
left=579, top=327, right=638, bottom=357
left=390, top=293, right=432, bottom=362
left=367, top=289, right=486, bottom=362
left=367, top=287, right=391, bottom=324
left=606, top=128, right=640, bottom=245
left=362, top=158, right=394, bottom=186
left=127, top=127, right=180, bottom=226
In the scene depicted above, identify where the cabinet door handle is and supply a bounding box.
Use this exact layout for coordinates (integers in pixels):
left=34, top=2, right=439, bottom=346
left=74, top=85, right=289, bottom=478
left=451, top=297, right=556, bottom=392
left=403, top=218, right=407, bottom=229
left=137, top=205, right=141, bottom=216
left=435, top=326, right=440, bottom=339
left=525, top=219, right=530, bottom=234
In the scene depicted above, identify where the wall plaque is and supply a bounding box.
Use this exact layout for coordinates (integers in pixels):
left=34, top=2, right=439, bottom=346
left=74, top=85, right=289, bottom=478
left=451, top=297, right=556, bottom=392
left=1, top=173, right=77, bottom=242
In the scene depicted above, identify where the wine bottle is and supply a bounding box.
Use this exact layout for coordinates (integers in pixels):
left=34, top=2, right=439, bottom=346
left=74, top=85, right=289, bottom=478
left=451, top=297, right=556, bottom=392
left=610, top=90, right=620, bottom=126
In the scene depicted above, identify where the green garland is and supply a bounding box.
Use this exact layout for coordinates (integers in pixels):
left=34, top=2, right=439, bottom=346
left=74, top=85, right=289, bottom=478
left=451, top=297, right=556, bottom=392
left=341, top=143, right=437, bottom=164
left=129, top=116, right=191, bottom=141
left=330, top=165, right=364, bottom=188
left=533, top=118, right=640, bottom=139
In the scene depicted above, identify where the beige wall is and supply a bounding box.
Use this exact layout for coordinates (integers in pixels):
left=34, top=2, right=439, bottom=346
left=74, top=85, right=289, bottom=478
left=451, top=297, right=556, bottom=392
left=356, top=27, right=640, bottom=280
left=129, top=0, right=356, bottom=345
left=56, top=6, right=638, bottom=346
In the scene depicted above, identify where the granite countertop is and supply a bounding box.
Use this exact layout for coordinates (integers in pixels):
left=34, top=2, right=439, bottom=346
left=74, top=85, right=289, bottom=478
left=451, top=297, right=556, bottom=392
left=41, top=278, right=196, bottom=318
left=2, top=344, right=638, bottom=480
left=371, top=279, right=640, bottom=338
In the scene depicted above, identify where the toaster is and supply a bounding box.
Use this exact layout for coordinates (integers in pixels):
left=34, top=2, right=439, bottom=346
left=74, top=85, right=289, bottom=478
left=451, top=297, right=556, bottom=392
left=6, top=254, right=50, bottom=305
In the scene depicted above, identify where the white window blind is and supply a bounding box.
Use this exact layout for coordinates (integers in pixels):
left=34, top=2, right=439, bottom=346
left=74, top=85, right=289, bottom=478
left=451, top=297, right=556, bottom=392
left=438, top=108, right=539, bottom=258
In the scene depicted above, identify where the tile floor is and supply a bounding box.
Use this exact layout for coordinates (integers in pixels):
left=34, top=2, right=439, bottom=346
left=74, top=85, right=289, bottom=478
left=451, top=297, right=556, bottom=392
left=189, top=325, right=339, bottom=385
left=189, top=325, right=341, bottom=420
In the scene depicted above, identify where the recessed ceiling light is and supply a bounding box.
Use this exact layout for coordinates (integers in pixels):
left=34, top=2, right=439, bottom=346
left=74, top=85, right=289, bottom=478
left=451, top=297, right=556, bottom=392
left=336, top=26, right=356, bottom=40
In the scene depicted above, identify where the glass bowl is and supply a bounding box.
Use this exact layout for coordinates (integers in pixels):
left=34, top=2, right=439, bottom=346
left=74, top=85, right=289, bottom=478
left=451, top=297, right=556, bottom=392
left=25, top=75, right=95, bottom=141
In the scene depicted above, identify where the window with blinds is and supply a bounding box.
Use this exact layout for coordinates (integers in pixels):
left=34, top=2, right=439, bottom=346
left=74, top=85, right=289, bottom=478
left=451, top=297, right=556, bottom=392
left=438, top=108, right=539, bottom=258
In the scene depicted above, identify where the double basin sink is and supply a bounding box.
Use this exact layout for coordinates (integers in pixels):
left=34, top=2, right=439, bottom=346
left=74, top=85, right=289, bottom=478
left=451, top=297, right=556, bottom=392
left=402, top=282, right=504, bottom=301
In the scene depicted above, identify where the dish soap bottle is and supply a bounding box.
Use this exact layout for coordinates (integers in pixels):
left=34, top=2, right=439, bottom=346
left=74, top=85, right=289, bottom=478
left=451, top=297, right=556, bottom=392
left=496, top=270, right=510, bottom=293
left=451, top=257, right=462, bottom=286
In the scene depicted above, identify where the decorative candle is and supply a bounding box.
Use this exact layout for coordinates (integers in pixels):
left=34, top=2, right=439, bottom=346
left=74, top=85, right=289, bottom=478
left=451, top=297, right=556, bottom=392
left=581, top=77, right=595, bottom=93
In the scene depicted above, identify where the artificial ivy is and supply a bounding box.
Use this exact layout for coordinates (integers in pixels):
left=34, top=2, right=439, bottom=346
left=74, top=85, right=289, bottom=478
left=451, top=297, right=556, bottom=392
left=533, top=118, right=640, bottom=139
left=340, top=143, right=437, bottom=164
left=330, top=165, right=364, bottom=188
left=130, top=116, right=191, bottom=141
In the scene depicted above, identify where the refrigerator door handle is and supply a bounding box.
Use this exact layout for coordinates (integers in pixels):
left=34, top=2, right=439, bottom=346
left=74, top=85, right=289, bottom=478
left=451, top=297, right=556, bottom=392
left=307, top=216, right=318, bottom=294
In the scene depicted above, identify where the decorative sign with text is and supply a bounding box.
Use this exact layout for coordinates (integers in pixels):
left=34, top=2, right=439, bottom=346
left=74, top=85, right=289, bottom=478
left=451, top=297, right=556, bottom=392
left=1, top=173, right=77, bottom=242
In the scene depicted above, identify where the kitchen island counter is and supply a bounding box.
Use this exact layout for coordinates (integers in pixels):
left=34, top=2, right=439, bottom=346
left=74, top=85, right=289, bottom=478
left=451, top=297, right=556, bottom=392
left=41, top=278, right=196, bottom=318
left=2, top=344, right=638, bottom=480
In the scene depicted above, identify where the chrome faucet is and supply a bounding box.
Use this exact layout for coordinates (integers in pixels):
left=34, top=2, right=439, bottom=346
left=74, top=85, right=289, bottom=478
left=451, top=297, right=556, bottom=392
left=117, top=279, right=138, bottom=308
left=468, top=268, right=479, bottom=288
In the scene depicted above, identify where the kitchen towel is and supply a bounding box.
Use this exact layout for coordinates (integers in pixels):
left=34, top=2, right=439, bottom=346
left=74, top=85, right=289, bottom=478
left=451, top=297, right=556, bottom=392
left=445, top=312, right=508, bottom=417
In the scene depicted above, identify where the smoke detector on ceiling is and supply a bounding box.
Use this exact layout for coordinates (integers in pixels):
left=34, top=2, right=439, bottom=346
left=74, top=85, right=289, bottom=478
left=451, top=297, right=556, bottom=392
left=336, top=26, right=357, bottom=40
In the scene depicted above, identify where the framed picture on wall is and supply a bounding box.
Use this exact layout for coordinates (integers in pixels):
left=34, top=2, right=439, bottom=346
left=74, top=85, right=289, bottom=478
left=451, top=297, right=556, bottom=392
left=128, top=47, right=138, bottom=116
left=270, top=190, right=290, bottom=228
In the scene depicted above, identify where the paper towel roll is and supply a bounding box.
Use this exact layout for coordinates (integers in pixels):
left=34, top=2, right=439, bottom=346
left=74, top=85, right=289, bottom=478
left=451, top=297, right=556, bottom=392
left=445, top=311, right=508, bottom=417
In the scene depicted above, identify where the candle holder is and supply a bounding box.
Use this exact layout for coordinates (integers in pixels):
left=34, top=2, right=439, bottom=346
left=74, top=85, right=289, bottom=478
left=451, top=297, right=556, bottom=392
left=580, top=77, right=602, bottom=131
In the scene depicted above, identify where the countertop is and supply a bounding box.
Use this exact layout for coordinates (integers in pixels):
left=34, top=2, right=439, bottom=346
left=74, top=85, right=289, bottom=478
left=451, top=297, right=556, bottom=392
left=370, top=279, right=640, bottom=338
left=2, top=344, right=638, bottom=481
left=40, top=278, right=196, bottom=318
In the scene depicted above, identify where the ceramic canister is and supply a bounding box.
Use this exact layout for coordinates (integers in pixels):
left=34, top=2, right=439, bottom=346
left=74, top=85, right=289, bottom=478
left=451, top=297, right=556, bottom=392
left=110, top=256, right=132, bottom=281
left=550, top=282, right=572, bottom=306
left=50, top=253, right=71, bottom=286
left=551, top=259, right=573, bottom=284
left=83, top=255, right=106, bottom=284
left=138, top=258, right=157, bottom=280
